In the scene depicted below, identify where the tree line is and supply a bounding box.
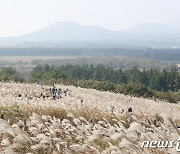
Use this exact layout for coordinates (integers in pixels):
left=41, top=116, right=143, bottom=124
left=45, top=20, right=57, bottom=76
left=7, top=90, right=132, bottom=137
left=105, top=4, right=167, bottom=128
left=29, top=64, right=180, bottom=92
left=0, top=64, right=179, bottom=103
left=0, top=48, right=180, bottom=61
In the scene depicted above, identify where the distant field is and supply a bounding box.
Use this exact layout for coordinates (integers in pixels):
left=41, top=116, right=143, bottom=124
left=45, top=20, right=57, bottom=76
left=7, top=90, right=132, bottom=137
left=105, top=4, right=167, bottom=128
left=0, top=56, right=77, bottom=79
left=0, top=56, right=76, bottom=62
left=0, top=56, right=176, bottom=68
left=0, top=47, right=179, bottom=72
left=0, top=47, right=180, bottom=61
left=0, top=55, right=178, bottom=79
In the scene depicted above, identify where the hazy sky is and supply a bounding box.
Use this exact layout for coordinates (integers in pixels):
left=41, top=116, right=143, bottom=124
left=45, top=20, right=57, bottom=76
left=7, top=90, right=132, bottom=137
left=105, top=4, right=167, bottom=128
left=0, top=0, right=180, bottom=36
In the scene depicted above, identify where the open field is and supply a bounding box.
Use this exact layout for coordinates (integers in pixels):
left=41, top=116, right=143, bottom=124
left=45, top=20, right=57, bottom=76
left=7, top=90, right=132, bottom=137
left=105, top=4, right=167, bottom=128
left=0, top=56, right=76, bottom=62
left=0, top=56, right=77, bottom=79
left=0, top=82, right=180, bottom=153
left=0, top=56, right=177, bottom=80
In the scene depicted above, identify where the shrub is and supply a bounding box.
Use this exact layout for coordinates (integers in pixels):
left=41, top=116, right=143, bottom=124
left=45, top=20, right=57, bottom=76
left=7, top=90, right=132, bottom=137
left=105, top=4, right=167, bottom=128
left=115, top=83, right=153, bottom=98
left=155, top=91, right=177, bottom=103
left=0, top=67, right=19, bottom=82
left=76, top=80, right=115, bottom=91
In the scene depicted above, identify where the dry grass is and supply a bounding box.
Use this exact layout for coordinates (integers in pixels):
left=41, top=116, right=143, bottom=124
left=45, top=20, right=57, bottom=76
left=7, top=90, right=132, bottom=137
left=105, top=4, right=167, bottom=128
left=0, top=82, right=179, bottom=154
left=0, top=103, right=175, bottom=154
left=1, top=104, right=121, bottom=126
left=93, top=139, right=109, bottom=150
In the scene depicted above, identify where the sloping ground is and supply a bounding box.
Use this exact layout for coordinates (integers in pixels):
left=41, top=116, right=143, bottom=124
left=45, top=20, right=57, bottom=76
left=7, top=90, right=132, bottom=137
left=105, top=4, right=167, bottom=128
left=0, top=82, right=179, bottom=120
left=0, top=82, right=180, bottom=153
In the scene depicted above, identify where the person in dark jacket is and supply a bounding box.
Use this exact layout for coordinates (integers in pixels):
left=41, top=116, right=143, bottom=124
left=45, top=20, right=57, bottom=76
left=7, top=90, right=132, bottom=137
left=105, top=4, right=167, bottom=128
left=51, top=84, right=57, bottom=100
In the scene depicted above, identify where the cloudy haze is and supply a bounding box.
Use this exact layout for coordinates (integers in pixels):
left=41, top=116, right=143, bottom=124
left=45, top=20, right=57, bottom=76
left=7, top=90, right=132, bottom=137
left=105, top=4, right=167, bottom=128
left=0, top=0, right=180, bottom=36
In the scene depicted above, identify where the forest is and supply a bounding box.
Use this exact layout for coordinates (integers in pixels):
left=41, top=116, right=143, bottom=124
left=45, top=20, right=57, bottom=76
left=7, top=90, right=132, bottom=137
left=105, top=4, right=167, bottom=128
left=25, top=64, right=180, bottom=103
left=0, top=64, right=179, bottom=103
left=29, top=64, right=180, bottom=92
left=0, top=47, right=180, bottom=61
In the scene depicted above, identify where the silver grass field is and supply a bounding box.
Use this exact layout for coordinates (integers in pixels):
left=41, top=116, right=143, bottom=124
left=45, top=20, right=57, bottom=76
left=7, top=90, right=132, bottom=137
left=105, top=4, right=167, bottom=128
left=0, top=82, right=180, bottom=154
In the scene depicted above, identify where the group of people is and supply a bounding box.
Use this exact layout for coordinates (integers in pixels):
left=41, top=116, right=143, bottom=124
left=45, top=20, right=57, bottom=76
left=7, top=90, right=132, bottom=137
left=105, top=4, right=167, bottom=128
left=50, top=84, right=70, bottom=100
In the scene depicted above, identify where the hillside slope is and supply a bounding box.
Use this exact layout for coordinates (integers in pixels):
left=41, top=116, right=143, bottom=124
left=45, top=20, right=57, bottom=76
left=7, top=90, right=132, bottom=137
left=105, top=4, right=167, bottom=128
left=0, top=82, right=179, bottom=153
left=0, top=82, right=179, bottom=119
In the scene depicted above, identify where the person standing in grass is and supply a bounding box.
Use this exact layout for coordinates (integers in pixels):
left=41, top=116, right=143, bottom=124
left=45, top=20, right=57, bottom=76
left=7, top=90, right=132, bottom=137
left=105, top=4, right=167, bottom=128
left=51, top=84, right=57, bottom=100
left=128, top=107, right=133, bottom=120
left=57, top=88, right=62, bottom=99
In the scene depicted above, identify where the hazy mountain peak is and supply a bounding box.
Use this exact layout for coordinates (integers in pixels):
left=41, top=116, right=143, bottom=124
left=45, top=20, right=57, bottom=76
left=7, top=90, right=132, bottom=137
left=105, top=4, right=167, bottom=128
left=125, top=23, right=176, bottom=34
left=167, top=19, right=180, bottom=32
left=1, top=21, right=180, bottom=48
left=22, top=21, right=116, bottom=41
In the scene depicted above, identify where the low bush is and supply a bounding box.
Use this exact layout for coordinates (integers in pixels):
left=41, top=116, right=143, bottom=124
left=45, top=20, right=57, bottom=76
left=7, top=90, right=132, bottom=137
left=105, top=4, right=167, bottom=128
left=155, top=91, right=178, bottom=103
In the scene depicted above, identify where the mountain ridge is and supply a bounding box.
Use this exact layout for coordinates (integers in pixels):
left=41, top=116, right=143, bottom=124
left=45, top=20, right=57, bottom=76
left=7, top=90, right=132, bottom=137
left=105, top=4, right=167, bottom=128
left=1, top=21, right=180, bottom=48
left=125, top=23, right=176, bottom=34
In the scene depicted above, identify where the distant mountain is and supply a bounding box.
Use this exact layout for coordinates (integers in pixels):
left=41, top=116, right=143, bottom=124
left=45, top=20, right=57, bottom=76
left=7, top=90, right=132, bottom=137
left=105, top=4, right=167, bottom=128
left=167, top=19, right=180, bottom=32
left=1, top=21, right=180, bottom=48
left=21, top=21, right=120, bottom=41
left=125, top=23, right=176, bottom=34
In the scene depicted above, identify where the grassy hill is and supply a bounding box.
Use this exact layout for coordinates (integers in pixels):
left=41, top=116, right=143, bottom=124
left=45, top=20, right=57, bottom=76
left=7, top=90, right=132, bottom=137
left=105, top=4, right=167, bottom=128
left=0, top=82, right=179, bottom=153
